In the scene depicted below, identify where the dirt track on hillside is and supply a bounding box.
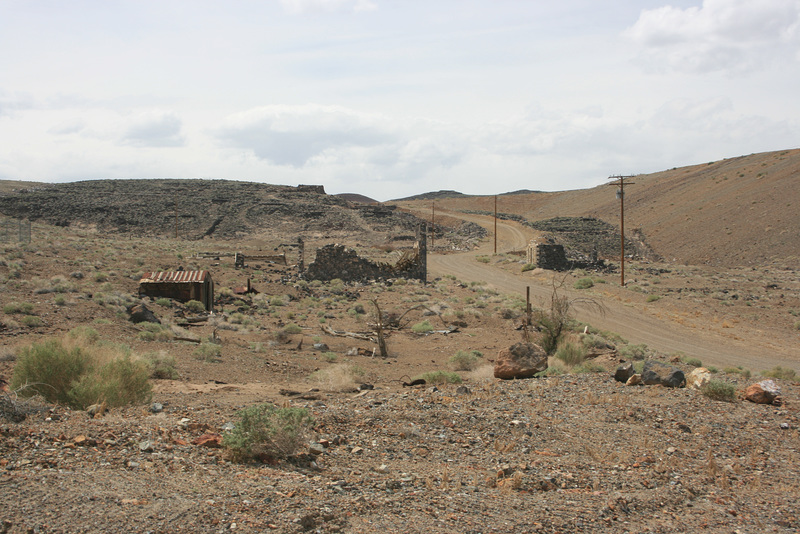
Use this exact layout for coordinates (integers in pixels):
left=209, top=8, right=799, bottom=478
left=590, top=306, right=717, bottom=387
left=427, top=212, right=797, bottom=372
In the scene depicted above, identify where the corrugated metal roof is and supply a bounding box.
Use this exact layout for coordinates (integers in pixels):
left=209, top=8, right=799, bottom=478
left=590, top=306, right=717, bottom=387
left=139, top=271, right=210, bottom=284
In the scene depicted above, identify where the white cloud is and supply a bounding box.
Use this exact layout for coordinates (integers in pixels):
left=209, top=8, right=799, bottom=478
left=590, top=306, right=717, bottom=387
left=625, top=0, right=800, bottom=74
left=280, top=0, right=377, bottom=15
left=121, top=111, right=185, bottom=148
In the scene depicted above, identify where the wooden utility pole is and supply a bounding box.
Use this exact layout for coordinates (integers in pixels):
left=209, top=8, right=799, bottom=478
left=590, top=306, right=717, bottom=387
left=431, top=203, right=435, bottom=250
left=174, top=194, right=179, bottom=239
left=494, top=195, right=498, bottom=254
left=608, top=175, right=635, bottom=286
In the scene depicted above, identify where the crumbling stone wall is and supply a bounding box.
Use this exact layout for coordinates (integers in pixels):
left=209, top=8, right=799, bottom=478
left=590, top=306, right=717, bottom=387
left=526, top=242, right=570, bottom=271
left=305, top=226, right=427, bottom=282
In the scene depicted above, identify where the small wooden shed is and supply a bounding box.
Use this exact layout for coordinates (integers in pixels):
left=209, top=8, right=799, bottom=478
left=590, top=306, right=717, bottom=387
left=138, top=271, right=214, bottom=311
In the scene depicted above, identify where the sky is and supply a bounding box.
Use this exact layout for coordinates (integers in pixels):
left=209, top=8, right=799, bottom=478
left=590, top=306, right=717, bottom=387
left=1, top=0, right=798, bottom=201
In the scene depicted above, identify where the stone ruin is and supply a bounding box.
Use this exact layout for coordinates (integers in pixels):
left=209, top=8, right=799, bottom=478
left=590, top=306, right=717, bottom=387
left=526, top=240, right=570, bottom=271
left=304, top=226, right=427, bottom=283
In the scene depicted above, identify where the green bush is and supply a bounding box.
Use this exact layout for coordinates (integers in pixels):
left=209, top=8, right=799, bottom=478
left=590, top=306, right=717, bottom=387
left=573, top=278, right=594, bottom=290
left=283, top=323, right=303, bottom=335
left=646, top=295, right=661, bottom=303
left=194, top=342, right=222, bottom=362
left=145, top=352, right=179, bottom=379
left=411, top=320, right=434, bottom=334
left=761, top=366, right=797, bottom=380
left=137, top=322, right=173, bottom=342
left=10, top=338, right=152, bottom=409
left=619, top=343, right=649, bottom=361
left=155, top=298, right=172, bottom=307
left=21, top=316, right=43, bottom=328
left=476, top=256, right=491, bottom=264
left=572, top=361, right=606, bottom=374
left=723, top=366, right=751, bottom=379
left=681, top=356, right=703, bottom=368
left=54, top=295, right=67, bottom=306
left=68, top=357, right=152, bottom=408
left=701, top=379, right=736, bottom=402
left=185, top=300, right=206, bottom=313
left=414, top=370, right=462, bottom=384
left=449, top=350, right=481, bottom=371
left=223, top=404, right=314, bottom=462
left=3, top=302, right=34, bottom=315
left=554, top=341, right=586, bottom=367
left=11, top=340, right=93, bottom=406
left=521, top=263, right=535, bottom=272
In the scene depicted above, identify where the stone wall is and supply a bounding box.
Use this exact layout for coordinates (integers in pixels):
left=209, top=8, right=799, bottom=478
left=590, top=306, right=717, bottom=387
left=305, top=226, right=427, bottom=283
left=526, top=243, right=570, bottom=271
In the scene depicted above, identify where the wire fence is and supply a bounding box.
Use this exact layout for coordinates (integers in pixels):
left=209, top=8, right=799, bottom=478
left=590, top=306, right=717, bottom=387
left=0, top=219, right=32, bottom=243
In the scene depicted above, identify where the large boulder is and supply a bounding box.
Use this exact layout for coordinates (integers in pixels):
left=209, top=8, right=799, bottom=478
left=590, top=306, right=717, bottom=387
left=614, top=362, right=635, bottom=383
left=641, top=361, right=685, bottom=388
left=744, top=380, right=782, bottom=405
left=494, top=342, right=548, bottom=380
left=687, top=367, right=712, bottom=389
left=128, top=303, right=161, bottom=324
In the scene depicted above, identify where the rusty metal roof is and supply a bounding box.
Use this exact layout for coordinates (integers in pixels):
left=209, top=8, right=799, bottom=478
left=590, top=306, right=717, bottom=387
left=139, top=271, right=211, bottom=284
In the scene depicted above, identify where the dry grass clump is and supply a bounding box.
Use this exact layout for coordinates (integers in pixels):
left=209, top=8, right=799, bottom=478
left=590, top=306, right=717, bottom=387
left=308, top=363, right=366, bottom=390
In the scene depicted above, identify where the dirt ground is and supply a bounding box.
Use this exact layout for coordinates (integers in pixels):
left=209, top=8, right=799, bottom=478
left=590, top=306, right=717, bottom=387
left=1, top=220, right=799, bottom=533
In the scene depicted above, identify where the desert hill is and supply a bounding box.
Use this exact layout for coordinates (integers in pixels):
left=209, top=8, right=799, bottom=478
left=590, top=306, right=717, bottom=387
left=399, top=148, right=800, bottom=267
left=0, top=179, right=422, bottom=241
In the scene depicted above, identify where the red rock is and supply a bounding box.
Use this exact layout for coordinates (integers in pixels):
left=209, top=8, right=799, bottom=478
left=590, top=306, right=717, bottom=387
left=744, top=380, right=782, bottom=405
left=192, top=433, right=223, bottom=448
left=494, top=342, right=547, bottom=380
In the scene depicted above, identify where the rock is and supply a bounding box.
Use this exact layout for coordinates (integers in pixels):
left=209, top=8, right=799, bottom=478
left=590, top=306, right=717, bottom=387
left=139, top=440, right=154, bottom=452
left=373, top=464, right=390, bottom=474
left=221, top=422, right=235, bottom=432
left=687, top=368, right=712, bottom=389
left=308, top=443, right=325, bottom=455
left=313, top=343, right=330, bottom=352
left=86, top=403, right=106, bottom=418
left=128, top=303, right=160, bottom=324
left=626, top=374, right=642, bottom=386
left=744, top=380, right=782, bottom=405
left=456, top=385, right=472, bottom=395
left=641, top=361, right=685, bottom=388
left=150, top=402, right=164, bottom=413
left=192, top=433, right=223, bottom=448
left=358, top=383, right=374, bottom=391
left=614, top=363, right=635, bottom=383
left=494, top=342, right=548, bottom=380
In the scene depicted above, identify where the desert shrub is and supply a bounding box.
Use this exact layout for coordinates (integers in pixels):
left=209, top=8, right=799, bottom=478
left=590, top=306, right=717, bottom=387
left=761, top=366, right=797, bottom=380
left=449, top=350, right=481, bottom=371
left=67, top=326, right=100, bottom=345
left=185, top=300, right=206, bottom=313
left=68, top=357, right=152, bottom=408
left=11, top=337, right=152, bottom=409
left=498, top=308, right=520, bottom=320
left=572, top=361, right=606, bottom=374
left=573, top=278, right=594, bottom=290
left=138, top=322, right=174, bottom=342
left=3, top=302, right=34, bottom=315
left=535, top=366, right=565, bottom=377
left=145, top=352, right=179, bottom=379
left=155, top=298, right=172, bottom=307
left=415, top=370, right=462, bottom=385
left=554, top=341, right=586, bottom=367
left=54, top=294, right=67, bottom=306
left=701, top=379, right=736, bottom=402
left=323, top=352, right=338, bottom=363
left=11, top=340, right=93, bottom=406
left=223, top=404, right=314, bottom=463
left=411, top=320, right=434, bottom=334
left=646, top=295, right=661, bottom=303
left=194, top=342, right=222, bottom=362
left=723, top=366, right=751, bottom=379
left=283, top=323, right=303, bottom=335
left=476, top=256, right=491, bottom=264
left=619, top=343, right=649, bottom=361
left=21, top=316, right=43, bottom=328
left=681, top=356, right=703, bottom=368
left=521, top=263, right=535, bottom=272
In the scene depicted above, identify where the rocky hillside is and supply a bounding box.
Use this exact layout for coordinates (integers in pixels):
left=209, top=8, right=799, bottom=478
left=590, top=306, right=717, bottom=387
left=400, top=148, right=800, bottom=267
left=0, top=179, right=423, bottom=240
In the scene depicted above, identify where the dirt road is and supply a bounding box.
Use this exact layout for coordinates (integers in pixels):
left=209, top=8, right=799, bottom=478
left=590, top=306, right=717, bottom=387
left=427, top=212, right=796, bottom=372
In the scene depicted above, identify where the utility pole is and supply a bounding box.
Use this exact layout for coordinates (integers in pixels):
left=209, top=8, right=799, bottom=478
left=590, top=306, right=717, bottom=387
left=494, top=195, right=498, bottom=254
left=431, top=203, right=435, bottom=250
left=608, top=175, right=635, bottom=286
left=174, top=194, right=179, bottom=239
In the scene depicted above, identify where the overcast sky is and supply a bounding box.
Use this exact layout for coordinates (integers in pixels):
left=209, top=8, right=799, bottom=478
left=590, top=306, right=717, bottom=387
left=1, top=0, right=798, bottom=201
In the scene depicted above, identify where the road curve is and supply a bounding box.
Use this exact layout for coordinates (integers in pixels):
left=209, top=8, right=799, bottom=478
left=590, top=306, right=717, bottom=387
left=426, top=213, right=795, bottom=372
